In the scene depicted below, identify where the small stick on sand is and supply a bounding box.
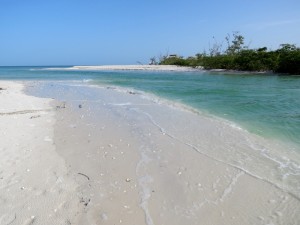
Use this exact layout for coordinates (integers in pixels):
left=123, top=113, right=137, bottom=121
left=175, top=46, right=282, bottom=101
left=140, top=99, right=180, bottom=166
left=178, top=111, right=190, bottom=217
left=0, top=109, right=50, bottom=116
left=78, top=172, right=90, bottom=180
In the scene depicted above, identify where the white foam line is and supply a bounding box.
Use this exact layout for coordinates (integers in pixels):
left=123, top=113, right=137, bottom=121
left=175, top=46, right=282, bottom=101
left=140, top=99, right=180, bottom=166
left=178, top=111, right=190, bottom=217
left=139, top=175, right=154, bottom=225
left=132, top=109, right=175, bottom=139
left=136, top=108, right=300, bottom=202
left=69, top=99, right=104, bottom=103
left=108, top=102, right=133, bottom=106
left=186, top=142, right=300, bottom=202
left=219, top=171, right=245, bottom=202
left=244, top=136, right=300, bottom=176
left=136, top=151, right=155, bottom=225
left=107, top=103, right=152, bottom=106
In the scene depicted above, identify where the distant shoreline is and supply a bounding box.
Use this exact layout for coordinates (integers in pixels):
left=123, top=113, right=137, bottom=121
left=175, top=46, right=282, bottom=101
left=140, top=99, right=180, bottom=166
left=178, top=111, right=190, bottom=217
left=69, top=65, right=201, bottom=72
left=50, top=65, right=277, bottom=75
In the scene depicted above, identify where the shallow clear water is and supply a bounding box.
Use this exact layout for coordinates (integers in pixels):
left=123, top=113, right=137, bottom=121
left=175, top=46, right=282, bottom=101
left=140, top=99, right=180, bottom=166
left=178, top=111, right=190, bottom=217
left=1, top=66, right=300, bottom=148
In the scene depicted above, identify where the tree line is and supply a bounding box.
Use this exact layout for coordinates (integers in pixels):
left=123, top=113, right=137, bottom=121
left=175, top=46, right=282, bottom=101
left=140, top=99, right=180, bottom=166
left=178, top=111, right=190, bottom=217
left=156, top=32, right=300, bottom=75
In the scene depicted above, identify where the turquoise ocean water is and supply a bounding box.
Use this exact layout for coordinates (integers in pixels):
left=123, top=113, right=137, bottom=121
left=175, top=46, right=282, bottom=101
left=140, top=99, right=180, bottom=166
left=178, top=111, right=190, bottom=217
left=1, top=66, right=300, bottom=148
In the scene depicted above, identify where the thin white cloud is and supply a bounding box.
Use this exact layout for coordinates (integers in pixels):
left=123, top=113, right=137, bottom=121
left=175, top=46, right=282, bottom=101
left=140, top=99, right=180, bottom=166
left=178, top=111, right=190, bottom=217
left=245, top=19, right=300, bottom=30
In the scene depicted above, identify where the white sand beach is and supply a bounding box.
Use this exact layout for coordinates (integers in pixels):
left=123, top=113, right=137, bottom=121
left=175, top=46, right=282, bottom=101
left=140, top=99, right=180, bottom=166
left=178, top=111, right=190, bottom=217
left=0, top=81, right=81, bottom=224
left=53, top=65, right=201, bottom=72
left=1, top=80, right=300, bottom=225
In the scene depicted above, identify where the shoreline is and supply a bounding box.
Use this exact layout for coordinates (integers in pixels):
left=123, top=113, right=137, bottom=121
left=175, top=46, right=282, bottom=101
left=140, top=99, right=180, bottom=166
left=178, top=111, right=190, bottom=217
left=45, top=65, right=278, bottom=75
left=30, top=81, right=300, bottom=224
left=1, top=80, right=300, bottom=224
left=86, top=81, right=300, bottom=151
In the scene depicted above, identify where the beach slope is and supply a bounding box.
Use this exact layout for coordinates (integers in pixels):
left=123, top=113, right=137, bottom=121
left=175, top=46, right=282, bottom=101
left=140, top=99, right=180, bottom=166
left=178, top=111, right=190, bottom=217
left=31, top=81, right=300, bottom=225
left=1, top=80, right=300, bottom=225
left=0, top=81, right=81, bottom=224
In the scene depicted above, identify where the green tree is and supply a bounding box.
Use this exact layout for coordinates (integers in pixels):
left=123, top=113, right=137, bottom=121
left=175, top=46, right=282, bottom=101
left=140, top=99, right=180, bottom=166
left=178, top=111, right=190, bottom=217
left=156, top=33, right=300, bottom=75
left=225, top=31, right=246, bottom=55
left=275, top=44, right=300, bottom=74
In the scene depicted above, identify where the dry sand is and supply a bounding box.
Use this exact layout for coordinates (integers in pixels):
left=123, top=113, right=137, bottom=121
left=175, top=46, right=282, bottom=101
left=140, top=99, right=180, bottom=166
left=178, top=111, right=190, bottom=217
left=1, top=80, right=300, bottom=225
left=0, top=81, right=81, bottom=224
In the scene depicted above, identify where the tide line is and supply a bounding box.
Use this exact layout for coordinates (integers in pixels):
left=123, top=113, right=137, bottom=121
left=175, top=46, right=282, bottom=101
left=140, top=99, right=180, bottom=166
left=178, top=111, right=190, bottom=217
left=135, top=107, right=300, bottom=202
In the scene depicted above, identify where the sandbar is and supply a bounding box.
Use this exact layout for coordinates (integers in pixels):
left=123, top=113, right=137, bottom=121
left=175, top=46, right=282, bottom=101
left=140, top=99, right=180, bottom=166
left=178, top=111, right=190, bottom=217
left=62, top=65, right=200, bottom=72
left=1, top=80, right=300, bottom=225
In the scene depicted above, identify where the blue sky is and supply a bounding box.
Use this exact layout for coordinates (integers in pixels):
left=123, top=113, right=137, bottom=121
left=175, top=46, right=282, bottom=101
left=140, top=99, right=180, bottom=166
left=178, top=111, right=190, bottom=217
left=0, top=0, right=300, bottom=66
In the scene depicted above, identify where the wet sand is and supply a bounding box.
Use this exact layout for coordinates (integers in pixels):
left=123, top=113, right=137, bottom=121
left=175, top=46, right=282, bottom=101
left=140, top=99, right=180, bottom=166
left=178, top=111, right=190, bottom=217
left=1, top=80, right=300, bottom=225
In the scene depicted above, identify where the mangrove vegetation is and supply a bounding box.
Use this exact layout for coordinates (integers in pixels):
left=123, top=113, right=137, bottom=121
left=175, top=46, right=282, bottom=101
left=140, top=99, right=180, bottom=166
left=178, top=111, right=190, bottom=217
left=156, top=32, right=300, bottom=75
